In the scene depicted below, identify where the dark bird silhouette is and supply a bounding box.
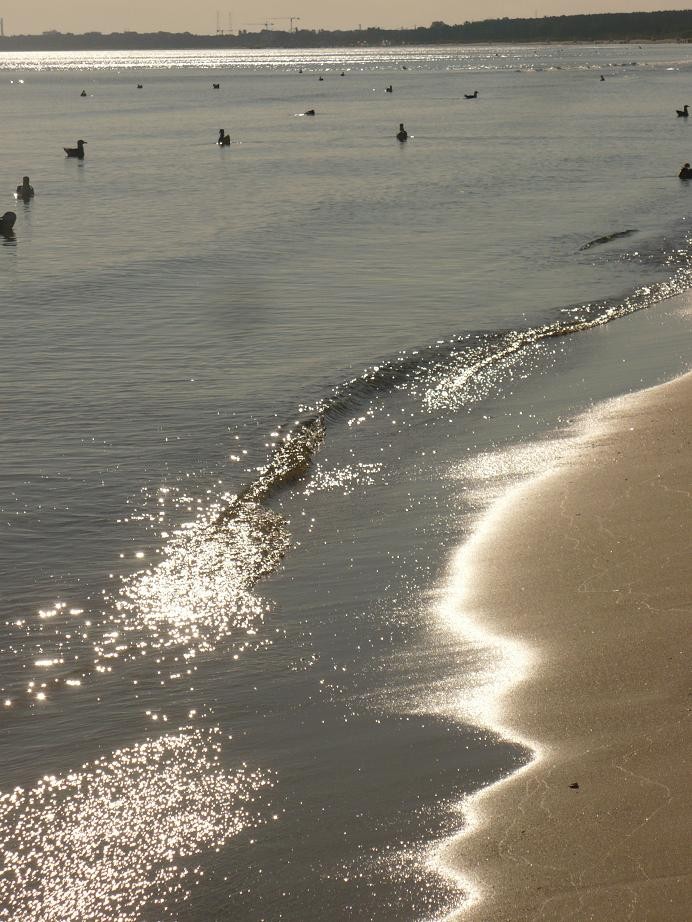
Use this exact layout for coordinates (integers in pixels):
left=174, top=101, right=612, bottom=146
left=64, top=140, right=87, bottom=159
left=15, top=176, right=35, bottom=200
left=676, top=104, right=689, bottom=117
left=679, top=162, right=692, bottom=179
left=218, top=129, right=231, bottom=146
left=385, top=85, right=393, bottom=93
left=304, top=109, right=316, bottom=116
left=1, top=211, right=16, bottom=237
left=137, top=83, right=143, bottom=89
left=80, top=89, right=87, bottom=97
left=318, top=76, right=324, bottom=81
left=600, top=75, right=605, bottom=81
left=464, top=90, right=479, bottom=99
left=212, top=83, right=220, bottom=89
left=396, top=122, right=408, bottom=142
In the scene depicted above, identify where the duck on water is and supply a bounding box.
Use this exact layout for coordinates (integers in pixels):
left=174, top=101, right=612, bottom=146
left=64, top=140, right=87, bottom=159
left=218, top=129, right=231, bottom=146
left=396, top=123, right=408, bottom=142
left=676, top=104, right=689, bottom=118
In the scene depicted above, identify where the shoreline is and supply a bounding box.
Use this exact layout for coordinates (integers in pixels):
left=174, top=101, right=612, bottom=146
left=0, top=38, right=688, bottom=53
left=439, top=370, right=691, bottom=920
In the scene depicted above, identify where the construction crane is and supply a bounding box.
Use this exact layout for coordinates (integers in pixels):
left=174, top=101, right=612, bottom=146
left=272, top=16, right=301, bottom=32
left=216, top=11, right=233, bottom=34
left=242, top=16, right=300, bottom=32
left=243, top=20, right=274, bottom=30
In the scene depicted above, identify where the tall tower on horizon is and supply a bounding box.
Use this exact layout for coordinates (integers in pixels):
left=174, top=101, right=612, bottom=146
left=0, top=18, right=5, bottom=37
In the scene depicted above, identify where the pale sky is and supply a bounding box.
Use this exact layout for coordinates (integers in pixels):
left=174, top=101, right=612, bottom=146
left=5, top=1, right=692, bottom=36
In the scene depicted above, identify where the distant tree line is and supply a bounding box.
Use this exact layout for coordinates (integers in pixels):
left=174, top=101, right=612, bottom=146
left=2, top=11, right=692, bottom=51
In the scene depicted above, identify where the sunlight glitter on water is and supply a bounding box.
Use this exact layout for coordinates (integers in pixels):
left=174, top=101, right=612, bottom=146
left=0, top=729, right=274, bottom=922
left=106, top=498, right=287, bottom=656
left=0, top=47, right=472, bottom=72
left=2, top=43, right=670, bottom=74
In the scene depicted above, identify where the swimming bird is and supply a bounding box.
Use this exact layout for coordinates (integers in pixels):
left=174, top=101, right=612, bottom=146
left=80, top=90, right=87, bottom=97
left=15, top=176, right=35, bottom=200
left=318, top=76, right=324, bottom=81
left=212, top=83, right=220, bottom=89
left=137, top=83, right=143, bottom=89
left=304, top=109, right=316, bottom=116
left=385, top=85, right=393, bottom=93
left=396, top=122, right=408, bottom=142
left=218, top=129, right=231, bottom=146
left=464, top=90, right=478, bottom=99
left=676, top=104, right=689, bottom=117
left=64, top=140, right=87, bottom=159
left=600, top=75, right=605, bottom=81
left=679, top=162, right=692, bottom=179
left=0, top=211, right=16, bottom=236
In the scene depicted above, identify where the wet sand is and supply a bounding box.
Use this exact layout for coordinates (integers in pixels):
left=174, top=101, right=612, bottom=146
left=446, top=371, right=691, bottom=920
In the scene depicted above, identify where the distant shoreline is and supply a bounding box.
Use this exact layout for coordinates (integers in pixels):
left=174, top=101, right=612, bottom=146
left=1, top=39, right=691, bottom=53
left=1, top=10, right=692, bottom=53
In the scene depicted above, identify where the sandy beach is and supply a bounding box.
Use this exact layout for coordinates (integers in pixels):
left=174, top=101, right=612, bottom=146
left=446, top=371, right=692, bottom=921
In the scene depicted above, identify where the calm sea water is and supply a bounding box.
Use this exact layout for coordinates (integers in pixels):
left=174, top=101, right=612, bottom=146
left=1, top=44, right=691, bottom=921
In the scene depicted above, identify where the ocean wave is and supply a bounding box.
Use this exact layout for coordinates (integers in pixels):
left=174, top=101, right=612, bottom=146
left=16, top=231, right=691, bottom=701
left=208, top=230, right=692, bottom=536
left=579, top=228, right=638, bottom=250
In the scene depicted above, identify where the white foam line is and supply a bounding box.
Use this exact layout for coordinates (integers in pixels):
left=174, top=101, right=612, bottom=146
left=418, top=371, right=692, bottom=921
left=420, top=382, right=668, bottom=921
left=423, top=471, right=554, bottom=920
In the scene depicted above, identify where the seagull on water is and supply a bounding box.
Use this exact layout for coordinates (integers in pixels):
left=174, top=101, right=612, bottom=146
left=64, top=140, right=87, bottom=159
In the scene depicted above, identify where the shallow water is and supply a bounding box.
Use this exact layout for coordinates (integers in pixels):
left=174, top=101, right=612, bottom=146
left=1, top=43, right=691, bottom=921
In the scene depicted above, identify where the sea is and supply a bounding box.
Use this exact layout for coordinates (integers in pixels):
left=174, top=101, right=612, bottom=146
left=1, top=42, right=691, bottom=922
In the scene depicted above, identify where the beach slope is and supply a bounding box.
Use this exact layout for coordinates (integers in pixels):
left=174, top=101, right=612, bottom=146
left=448, top=372, right=691, bottom=921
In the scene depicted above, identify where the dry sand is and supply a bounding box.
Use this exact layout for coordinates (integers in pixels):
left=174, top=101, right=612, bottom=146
left=446, top=371, right=691, bottom=921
